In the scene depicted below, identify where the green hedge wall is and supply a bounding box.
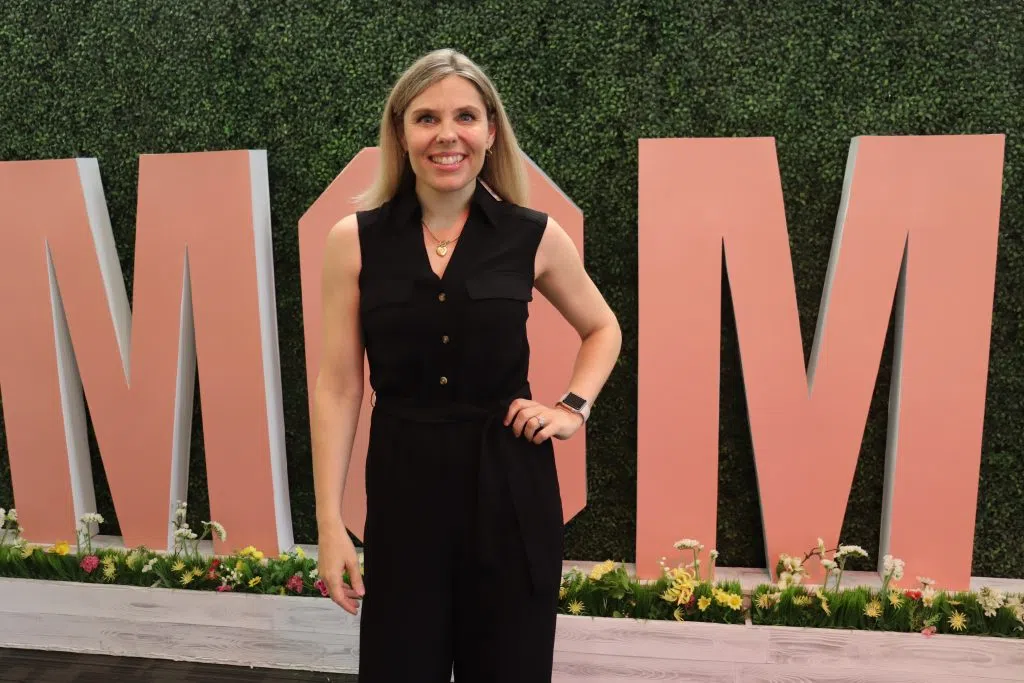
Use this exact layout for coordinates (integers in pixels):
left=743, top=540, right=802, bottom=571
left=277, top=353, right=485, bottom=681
left=0, top=1, right=1021, bottom=577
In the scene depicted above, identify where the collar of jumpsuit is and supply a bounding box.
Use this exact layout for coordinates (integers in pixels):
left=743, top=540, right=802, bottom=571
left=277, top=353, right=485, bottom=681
left=378, top=165, right=505, bottom=233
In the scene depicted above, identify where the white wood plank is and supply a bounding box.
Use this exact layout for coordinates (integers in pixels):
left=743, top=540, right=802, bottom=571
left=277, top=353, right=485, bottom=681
left=553, top=649, right=736, bottom=682
left=736, top=663, right=1017, bottom=683
left=1, top=575, right=1021, bottom=680
left=556, top=615, right=767, bottom=664
left=0, top=611, right=360, bottom=673
left=0, top=578, right=360, bottom=636
left=765, top=625, right=1024, bottom=681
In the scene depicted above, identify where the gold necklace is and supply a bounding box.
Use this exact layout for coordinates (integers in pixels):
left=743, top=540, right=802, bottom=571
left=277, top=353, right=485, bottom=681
left=422, top=210, right=469, bottom=257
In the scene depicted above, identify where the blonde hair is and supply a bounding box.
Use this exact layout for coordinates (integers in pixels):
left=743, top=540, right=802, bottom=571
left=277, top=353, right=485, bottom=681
left=357, top=49, right=528, bottom=209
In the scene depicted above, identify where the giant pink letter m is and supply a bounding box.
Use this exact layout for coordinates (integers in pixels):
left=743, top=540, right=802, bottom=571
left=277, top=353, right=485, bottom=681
left=638, top=135, right=1005, bottom=589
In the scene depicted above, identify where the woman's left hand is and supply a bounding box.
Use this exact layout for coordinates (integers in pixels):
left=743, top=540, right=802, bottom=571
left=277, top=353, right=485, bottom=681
left=504, top=399, right=583, bottom=444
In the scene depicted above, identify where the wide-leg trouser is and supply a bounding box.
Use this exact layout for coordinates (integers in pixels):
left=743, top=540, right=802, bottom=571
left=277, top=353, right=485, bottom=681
left=357, top=409, right=562, bottom=682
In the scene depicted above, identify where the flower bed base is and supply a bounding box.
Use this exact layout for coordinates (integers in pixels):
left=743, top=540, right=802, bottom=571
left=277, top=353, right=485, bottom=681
left=1, top=578, right=1022, bottom=681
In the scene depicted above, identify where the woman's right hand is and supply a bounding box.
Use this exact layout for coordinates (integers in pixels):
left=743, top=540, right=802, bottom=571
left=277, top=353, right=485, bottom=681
left=317, top=523, right=365, bottom=615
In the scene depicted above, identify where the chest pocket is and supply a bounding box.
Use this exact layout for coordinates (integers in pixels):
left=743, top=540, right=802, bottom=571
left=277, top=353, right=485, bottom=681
left=465, top=271, right=534, bottom=302
left=463, top=271, right=534, bottom=353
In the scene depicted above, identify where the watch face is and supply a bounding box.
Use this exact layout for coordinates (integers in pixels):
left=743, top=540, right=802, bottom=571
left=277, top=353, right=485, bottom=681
left=561, top=393, right=587, bottom=411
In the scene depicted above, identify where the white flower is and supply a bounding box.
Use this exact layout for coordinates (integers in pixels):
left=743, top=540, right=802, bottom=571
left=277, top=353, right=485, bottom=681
left=309, top=567, right=319, bottom=580
left=205, top=521, right=227, bottom=541
left=777, top=572, right=793, bottom=590
left=673, top=538, right=701, bottom=550
left=174, top=527, right=197, bottom=541
left=835, top=545, right=868, bottom=559
left=978, top=587, right=1006, bottom=618
left=173, top=502, right=188, bottom=522
left=917, top=576, right=935, bottom=587
left=7, top=509, right=16, bottom=523
left=1006, top=597, right=1024, bottom=624
left=816, top=538, right=827, bottom=555
left=79, top=512, right=105, bottom=526
left=141, top=557, right=158, bottom=573
left=922, top=586, right=938, bottom=607
left=821, top=559, right=837, bottom=571
left=882, top=555, right=905, bottom=581
left=709, top=549, right=719, bottom=561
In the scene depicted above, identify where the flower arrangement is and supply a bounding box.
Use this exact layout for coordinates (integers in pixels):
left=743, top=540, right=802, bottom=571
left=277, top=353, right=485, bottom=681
left=558, top=538, right=745, bottom=624
left=0, top=503, right=358, bottom=597
left=1, top=506, right=1021, bottom=639
left=751, top=538, right=1024, bottom=638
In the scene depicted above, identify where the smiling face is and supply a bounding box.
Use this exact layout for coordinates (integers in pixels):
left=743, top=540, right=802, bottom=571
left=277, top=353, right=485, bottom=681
left=399, top=75, right=496, bottom=195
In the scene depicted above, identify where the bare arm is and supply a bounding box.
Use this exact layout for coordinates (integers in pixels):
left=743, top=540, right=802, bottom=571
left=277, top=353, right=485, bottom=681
left=535, top=216, right=621, bottom=404
left=506, top=216, right=622, bottom=442
left=311, top=214, right=366, bottom=612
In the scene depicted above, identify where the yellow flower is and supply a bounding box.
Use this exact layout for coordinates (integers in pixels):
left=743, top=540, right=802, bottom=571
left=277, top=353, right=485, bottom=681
left=727, top=593, right=743, bottom=611
left=948, top=611, right=967, bottom=632
left=756, top=593, right=773, bottom=610
left=589, top=560, right=616, bottom=581
left=248, top=576, right=261, bottom=588
left=698, top=597, right=712, bottom=612
left=240, top=546, right=264, bottom=561
left=235, top=560, right=245, bottom=572
left=792, top=595, right=812, bottom=607
left=51, top=541, right=70, bottom=556
left=125, top=552, right=140, bottom=570
left=558, top=586, right=567, bottom=600
left=179, top=571, right=194, bottom=586
left=102, top=564, right=116, bottom=581
left=171, top=559, right=186, bottom=573
left=672, top=606, right=685, bottom=621
left=888, top=590, right=903, bottom=610
left=661, top=566, right=697, bottom=606
left=864, top=600, right=882, bottom=618
left=567, top=600, right=584, bottom=615
left=20, top=544, right=35, bottom=559
left=294, top=547, right=305, bottom=559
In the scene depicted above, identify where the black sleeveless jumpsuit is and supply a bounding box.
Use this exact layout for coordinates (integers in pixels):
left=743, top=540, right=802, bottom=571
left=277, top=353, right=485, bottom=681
left=355, top=173, right=564, bottom=682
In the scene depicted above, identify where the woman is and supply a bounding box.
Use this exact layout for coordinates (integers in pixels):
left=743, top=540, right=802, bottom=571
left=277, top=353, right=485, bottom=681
left=312, top=48, right=621, bottom=681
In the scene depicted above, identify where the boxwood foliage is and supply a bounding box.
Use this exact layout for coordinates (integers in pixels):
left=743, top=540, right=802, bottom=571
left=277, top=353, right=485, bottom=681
left=0, top=1, right=1020, bottom=576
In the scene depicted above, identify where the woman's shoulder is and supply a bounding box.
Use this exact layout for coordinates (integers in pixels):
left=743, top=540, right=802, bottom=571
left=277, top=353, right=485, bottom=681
left=479, top=185, right=548, bottom=234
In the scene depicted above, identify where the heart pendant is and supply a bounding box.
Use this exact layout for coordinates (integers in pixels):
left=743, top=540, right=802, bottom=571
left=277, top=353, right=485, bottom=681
left=436, top=244, right=448, bottom=257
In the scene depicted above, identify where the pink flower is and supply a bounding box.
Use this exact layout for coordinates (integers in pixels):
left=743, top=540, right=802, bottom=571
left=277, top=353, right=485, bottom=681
left=216, top=584, right=234, bottom=592
left=314, top=578, right=329, bottom=597
left=79, top=555, right=100, bottom=574
left=286, top=574, right=304, bottom=594
left=921, top=626, right=937, bottom=637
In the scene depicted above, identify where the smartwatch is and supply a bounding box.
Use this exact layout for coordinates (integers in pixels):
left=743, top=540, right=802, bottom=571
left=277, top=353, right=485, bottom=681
left=557, top=392, right=591, bottom=423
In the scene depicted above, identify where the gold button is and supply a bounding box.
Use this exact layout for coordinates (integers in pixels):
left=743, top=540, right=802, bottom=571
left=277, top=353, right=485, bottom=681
left=442, top=335, right=450, bottom=344
left=439, top=376, right=448, bottom=385
left=438, top=292, right=447, bottom=302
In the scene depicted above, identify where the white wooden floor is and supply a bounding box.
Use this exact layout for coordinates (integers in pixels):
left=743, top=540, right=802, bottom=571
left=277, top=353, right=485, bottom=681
left=1, top=576, right=1022, bottom=682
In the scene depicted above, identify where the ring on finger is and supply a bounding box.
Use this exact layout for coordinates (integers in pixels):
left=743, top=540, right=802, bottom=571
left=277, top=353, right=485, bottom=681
left=536, top=416, right=546, bottom=428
